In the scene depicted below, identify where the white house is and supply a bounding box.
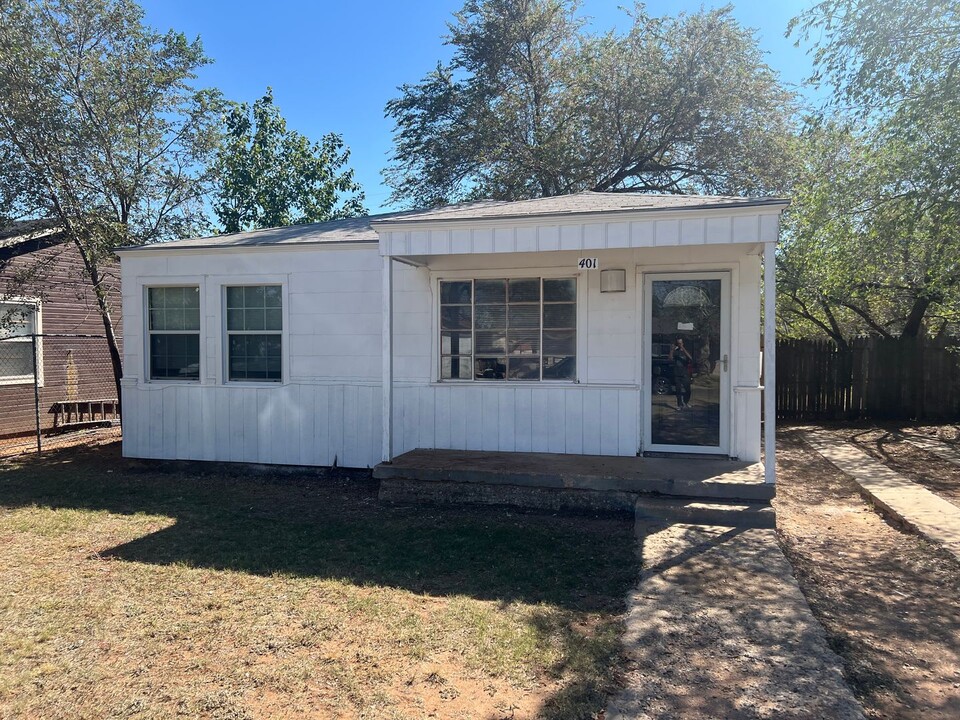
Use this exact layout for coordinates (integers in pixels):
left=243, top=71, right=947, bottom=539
left=118, top=192, right=784, bottom=483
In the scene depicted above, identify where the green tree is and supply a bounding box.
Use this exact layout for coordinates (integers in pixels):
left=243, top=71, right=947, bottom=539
left=0, top=0, right=222, bottom=399
left=213, top=89, right=366, bottom=233
left=384, top=0, right=795, bottom=207
left=780, top=0, right=960, bottom=341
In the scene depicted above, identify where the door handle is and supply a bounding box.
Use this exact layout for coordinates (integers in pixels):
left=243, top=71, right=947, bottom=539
left=722, top=354, right=729, bottom=372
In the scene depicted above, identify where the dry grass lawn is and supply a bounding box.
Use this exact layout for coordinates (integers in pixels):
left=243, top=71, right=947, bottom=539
left=0, top=442, right=636, bottom=720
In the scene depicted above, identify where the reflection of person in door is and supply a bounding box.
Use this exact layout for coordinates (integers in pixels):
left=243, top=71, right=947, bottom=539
left=673, top=337, right=692, bottom=410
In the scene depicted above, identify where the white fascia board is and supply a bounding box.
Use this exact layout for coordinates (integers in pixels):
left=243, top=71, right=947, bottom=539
left=370, top=201, right=790, bottom=235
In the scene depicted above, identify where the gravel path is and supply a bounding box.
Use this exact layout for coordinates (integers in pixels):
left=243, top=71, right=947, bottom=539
left=607, top=519, right=864, bottom=720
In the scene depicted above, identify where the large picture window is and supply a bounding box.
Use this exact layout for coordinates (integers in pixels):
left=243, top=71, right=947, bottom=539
left=439, top=277, right=576, bottom=381
left=225, top=285, right=282, bottom=382
left=148, top=287, right=201, bottom=380
left=0, top=300, right=40, bottom=384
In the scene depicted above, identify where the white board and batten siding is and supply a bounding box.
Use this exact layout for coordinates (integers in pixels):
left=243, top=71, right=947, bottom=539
left=377, top=209, right=779, bottom=257
left=121, top=244, right=388, bottom=468
left=120, top=205, right=778, bottom=469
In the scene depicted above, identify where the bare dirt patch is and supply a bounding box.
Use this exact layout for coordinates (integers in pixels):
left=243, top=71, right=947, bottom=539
left=775, top=428, right=960, bottom=720
left=814, top=424, right=960, bottom=507
left=0, top=442, right=636, bottom=720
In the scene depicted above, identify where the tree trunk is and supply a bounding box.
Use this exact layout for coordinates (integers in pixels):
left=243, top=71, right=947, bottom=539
left=900, top=295, right=933, bottom=338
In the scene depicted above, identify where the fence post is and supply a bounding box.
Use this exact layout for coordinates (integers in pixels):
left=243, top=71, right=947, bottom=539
left=31, top=334, right=42, bottom=453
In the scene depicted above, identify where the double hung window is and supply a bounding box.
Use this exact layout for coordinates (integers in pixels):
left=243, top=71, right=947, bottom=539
left=225, top=285, right=282, bottom=382
left=148, top=287, right=200, bottom=380
left=439, top=277, right=576, bottom=381
left=0, top=300, right=40, bottom=383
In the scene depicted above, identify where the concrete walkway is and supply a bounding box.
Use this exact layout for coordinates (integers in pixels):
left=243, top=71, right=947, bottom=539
left=805, top=431, right=960, bottom=561
left=607, top=520, right=865, bottom=720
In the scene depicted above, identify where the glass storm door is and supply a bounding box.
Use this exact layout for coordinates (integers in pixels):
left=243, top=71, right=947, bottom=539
left=644, top=273, right=730, bottom=454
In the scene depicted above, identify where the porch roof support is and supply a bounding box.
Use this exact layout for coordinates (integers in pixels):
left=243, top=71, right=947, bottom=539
left=763, top=239, right=777, bottom=483
left=382, top=255, right=394, bottom=463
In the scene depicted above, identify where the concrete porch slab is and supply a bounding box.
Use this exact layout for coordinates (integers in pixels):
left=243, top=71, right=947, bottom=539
left=374, top=449, right=774, bottom=501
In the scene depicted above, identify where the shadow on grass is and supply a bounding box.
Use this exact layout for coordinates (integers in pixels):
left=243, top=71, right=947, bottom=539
left=1, top=441, right=638, bottom=719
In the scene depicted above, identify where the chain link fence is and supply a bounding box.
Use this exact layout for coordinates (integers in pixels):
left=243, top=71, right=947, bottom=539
left=0, top=334, right=121, bottom=457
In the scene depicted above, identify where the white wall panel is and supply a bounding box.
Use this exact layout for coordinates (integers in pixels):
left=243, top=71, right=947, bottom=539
left=391, top=384, right=640, bottom=457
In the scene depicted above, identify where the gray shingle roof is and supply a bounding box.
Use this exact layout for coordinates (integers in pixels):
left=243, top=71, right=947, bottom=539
left=117, top=212, right=411, bottom=252
left=372, top=191, right=788, bottom=225
left=118, top=192, right=788, bottom=252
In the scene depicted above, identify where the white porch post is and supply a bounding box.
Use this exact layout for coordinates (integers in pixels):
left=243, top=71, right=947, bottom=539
left=382, top=255, right=394, bottom=463
left=763, top=240, right=777, bottom=484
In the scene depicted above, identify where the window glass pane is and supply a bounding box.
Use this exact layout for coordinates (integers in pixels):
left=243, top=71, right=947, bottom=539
left=0, top=304, right=36, bottom=337
left=474, top=304, right=506, bottom=329
left=475, top=331, right=506, bottom=353
left=508, top=329, right=539, bottom=355
left=244, top=309, right=265, bottom=331
left=508, top=357, right=540, bottom=380
left=441, top=331, right=472, bottom=356
left=543, top=278, right=576, bottom=302
left=441, top=356, right=472, bottom=380
left=508, top=278, right=540, bottom=302
left=244, top=285, right=265, bottom=307
left=228, top=333, right=281, bottom=381
left=150, top=334, right=200, bottom=380
left=149, top=287, right=199, bottom=330
left=543, top=329, right=576, bottom=355
left=543, top=303, right=576, bottom=329
left=226, top=286, right=244, bottom=308
left=182, top=286, right=200, bottom=308
left=227, top=309, right=244, bottom=331
left=440, top=281, right=472, bottom=305
left=475, top=279, right=506, bottom=304
left=440, top=305, right=472, bottom=330
left=265, top=308, right=282, bottom=331
left=508, top=304, right=539, bottom=328
left=0, top=341, right=33, bottom=376
left=184, top=309, right=200, bottom=330
left=264, top=285, right=282, bottom=308
left=475, top=357, right=506, bottom=380
left=543, top=356, right=576, bottom=380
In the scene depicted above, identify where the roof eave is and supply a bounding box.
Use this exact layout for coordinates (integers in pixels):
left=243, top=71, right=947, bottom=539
left=370, top=198, right=790, bottom=230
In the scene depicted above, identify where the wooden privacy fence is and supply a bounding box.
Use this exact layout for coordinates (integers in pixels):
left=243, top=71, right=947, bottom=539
left=775, top=336, right=960, bottom=421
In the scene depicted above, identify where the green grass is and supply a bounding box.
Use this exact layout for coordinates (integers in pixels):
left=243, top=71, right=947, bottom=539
left=0, top=443, right=637, bottom=720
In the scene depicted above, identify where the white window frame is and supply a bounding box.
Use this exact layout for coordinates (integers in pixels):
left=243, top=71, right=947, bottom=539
left=0, top=297, right=42, bottom=386
left=436, top=275, right=578, bottom=383
left=222, top=283, right=285, bottom=384
left=145, top=285, right=202, bottom=383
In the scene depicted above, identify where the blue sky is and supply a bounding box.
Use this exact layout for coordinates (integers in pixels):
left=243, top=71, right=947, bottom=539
left=139, top=1, right=818, bottom=213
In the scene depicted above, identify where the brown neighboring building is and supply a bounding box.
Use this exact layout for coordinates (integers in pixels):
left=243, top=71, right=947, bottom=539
left=0, top=221, right=121, bottom=440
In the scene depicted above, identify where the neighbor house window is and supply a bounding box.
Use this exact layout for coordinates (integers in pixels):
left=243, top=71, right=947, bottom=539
left=225, top=285, right=282, bottom=382
left=148, top=286, right=200, bottom=380
left=439, top=278, right=576, bottom=381
left=0, top=299, right=40, bottom=384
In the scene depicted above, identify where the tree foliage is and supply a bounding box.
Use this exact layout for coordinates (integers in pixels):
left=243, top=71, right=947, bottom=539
left=384, top=0, right=795, bottom=207
left=780, top=0, right=960, bottom=341
left=213, top=89, right=365, bottom=233
left=0, top=0, right=222, bottom=396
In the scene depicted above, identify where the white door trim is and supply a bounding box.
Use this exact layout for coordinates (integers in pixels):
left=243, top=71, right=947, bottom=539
left=642, top=271, right=731, bottom=455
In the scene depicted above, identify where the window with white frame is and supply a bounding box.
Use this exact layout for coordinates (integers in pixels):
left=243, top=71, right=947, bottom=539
left=0, top=299, right=41, bottom=384
left=439, top=277, right=576, bottom=381
left=225, top=285, right=282, bottom=382
left=147, top=286, right=201, bottom=380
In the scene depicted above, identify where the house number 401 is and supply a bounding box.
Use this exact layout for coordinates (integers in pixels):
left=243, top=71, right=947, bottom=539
left=578, top=257, right=599, bottom=270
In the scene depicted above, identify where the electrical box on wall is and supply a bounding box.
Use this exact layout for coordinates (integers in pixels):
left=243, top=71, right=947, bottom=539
left=600, top=269, right=626, bottom=293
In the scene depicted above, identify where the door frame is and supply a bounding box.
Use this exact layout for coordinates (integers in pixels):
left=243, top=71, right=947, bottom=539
left=641, top=271, right=731, bottom=455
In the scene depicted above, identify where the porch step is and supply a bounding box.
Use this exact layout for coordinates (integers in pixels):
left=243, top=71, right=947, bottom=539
left=373, top=449, right=774, bottom=502
left=634, top=496, right=775, bottom=529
